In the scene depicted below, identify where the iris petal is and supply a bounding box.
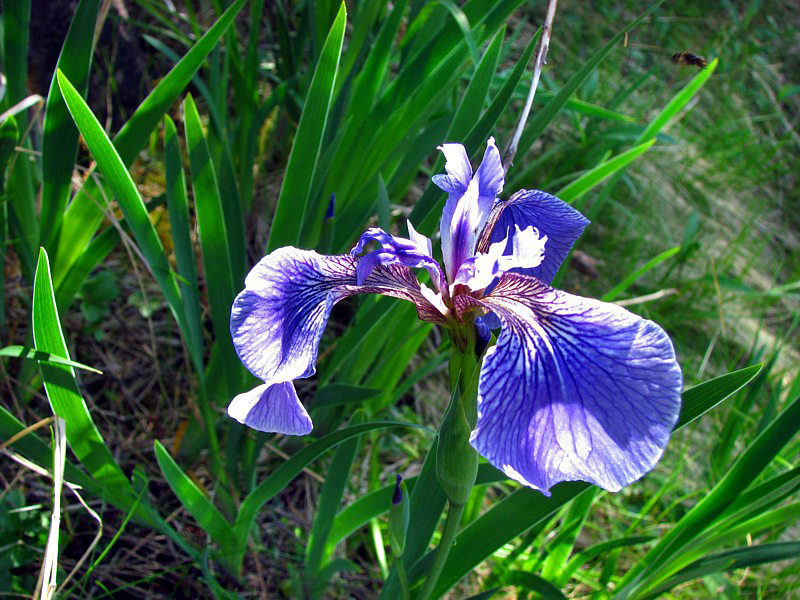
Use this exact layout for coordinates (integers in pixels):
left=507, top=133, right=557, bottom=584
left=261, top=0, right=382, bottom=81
left=231, top=247, right=446, bottom=387
left=351, top=226, right=444, bottom=288
left=490, top=190, right=589, bottom=284
left=435, top=138, right=505, bottom=279
left=467, top=273, right=682, bottom=494
left=228, top=382, right=312, bottom=435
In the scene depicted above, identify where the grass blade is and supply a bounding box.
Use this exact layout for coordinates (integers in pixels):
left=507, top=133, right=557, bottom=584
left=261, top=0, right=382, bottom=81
left=53, top=0, right=247, bottom=292
left=0, top=345, right=102, bottom=373
left=615, top=394, right=800, bottom=597
left=183, top=94, right=239, bottom=392
left=514, top=0, right=666, bottom=168
left=164, top=115, right=203, bottom=371
left=154, top=440, right=233, bottom=546
left=601, top=246, right=680, bottom=302
left=642, top=542, right=800, bottom=600
left=32, top=248, right=135, bottom=505
left=268, top=3, right=347, bottom=252
left=56, top=69, right=189, bottom=355
left=226, top=420, right=421, bottom=573
left=305, top=410, right=366, bottom=585
left=674, top=364, right=762, bottom=431
left=556, top=139, right=656, bottom=209
left=39, top=0, right=101, bottom=251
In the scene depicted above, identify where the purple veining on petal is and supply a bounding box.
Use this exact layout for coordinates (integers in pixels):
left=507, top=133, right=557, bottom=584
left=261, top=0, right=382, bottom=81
left=350, top=226, right=445, bottom=288
left=464, top=273, right=682, bottom=495
left=474, top=137, right=504, bottom=202
left=490, top=190, right=589, bottom=284
left=231, top=247, right=446, bottom=387
left=228, top=381, right=312, bottom=435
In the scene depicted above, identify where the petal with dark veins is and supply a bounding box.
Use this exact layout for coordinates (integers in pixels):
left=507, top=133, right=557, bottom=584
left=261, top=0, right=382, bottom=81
left=231, top=247, right=445, bottom=386
left=466, top=273, right=682, bottom=494
left=228, top=382, right=312, bottom=435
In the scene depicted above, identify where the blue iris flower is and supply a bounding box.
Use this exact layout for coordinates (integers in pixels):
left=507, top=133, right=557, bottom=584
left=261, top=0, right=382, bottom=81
left=228, top=138, right=682, bottom=495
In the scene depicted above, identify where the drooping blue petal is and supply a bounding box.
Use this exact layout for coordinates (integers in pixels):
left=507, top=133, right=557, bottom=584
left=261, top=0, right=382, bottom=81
left=228, top=382, right=312, bottom=435
left=434, top=138, right=504, bottom=279
left=490, top=190, right=589, bottom=284
left=463, top=273, right=682, bottom=495
left=350, top=225, right=445, bottom=289
left=231, top=247, right=446, bottom=387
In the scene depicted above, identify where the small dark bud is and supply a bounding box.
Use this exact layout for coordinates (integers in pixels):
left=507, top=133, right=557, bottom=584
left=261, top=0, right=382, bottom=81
left=324, top=194, right=336, bottom=222
left=392, top=474, right=403, bottom=505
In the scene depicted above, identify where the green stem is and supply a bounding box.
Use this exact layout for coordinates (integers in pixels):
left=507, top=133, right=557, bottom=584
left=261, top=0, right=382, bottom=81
left=418, top=501, right=466, bottom=600
left=395, top=554, right=410, bottom=600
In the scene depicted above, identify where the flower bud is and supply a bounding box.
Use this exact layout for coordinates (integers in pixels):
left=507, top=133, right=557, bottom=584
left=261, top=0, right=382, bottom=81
left=436, top=388, right=478, bottom=506
left=389, top=475, right=409, bottom=556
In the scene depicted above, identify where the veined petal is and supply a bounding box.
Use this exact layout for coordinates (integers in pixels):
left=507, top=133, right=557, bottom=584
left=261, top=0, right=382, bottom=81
left=436, top=139, right=504, bottom=280
left=474, top=136, right=504, bottom=202
left=351, top=226, right=445, bottom=288
left=231, top=248, right=445, bottom=385
left=228, top=382, right=312, bottom=435
left=467, top=274, right=682, bottom=495
left=489, top=190, right=589, bottom=284
left=432, top=142, right=472, bottom=193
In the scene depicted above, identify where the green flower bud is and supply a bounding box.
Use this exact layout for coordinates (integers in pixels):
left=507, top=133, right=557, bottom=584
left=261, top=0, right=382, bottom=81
left=436, top=386, right=479, bottom=506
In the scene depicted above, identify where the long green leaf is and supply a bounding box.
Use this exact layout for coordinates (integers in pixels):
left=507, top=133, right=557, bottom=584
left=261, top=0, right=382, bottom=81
left=268, top=2, right=347, bottom=251
left=674, top=364, right=762, bottom=431
left=56, top=70, right=190, bottom=358
left=514, top=0, right=666, bottom=167
left=635, top=58, right=718, bottom=145
left=164, top=115, right=203, bottom=371
left=39, top=0, right=101, bottom=250
left=154, top=441, right=233, bottom=546
left=0, top=345, right=102, bottom=373
left=183, top=94, right=238, bottom=393
left=53, top=0, right=247, bottom=292
left=616, top=394, right=800, bottom=597
left=32, top=248, right=134, bottom=505
left=557, top=139, right=656, bottom=208
left=641, top=542, right=800, bottom=600
left=304, top=410, right=366, bottom=587
left=601, top=246, right=681, bottom=302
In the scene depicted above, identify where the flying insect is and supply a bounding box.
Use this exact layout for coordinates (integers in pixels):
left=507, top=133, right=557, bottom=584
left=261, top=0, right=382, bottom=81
left=672, top=51, right=707, bottom=69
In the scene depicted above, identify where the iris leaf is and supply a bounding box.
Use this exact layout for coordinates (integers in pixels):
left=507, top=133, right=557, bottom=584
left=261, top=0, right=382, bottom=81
left=0, top=345, right=102, bottom=373
left=56, top=70, right=190, bottom=353
left=154, top=440, right=233, bottom=546
left=32, top=248, right=137, bottom=509
left=39, top=0, right=101, bottom=251
left=305, top=410, right=366, bottom=585
left=640, top=542, right=800, bottom=600
left=53, top=0, right=246, bottom=295
left=268, top=2, right=346, bottom=251
left=601, top=246, right=680, bottom=303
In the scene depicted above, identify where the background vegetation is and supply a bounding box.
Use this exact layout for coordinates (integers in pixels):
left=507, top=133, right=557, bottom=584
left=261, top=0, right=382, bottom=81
left=1, top=0, right=798, bottom=597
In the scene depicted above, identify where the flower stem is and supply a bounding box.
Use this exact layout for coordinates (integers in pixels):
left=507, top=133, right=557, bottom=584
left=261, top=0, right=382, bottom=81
left=418, top=501, right=466, bottom=600
left=503, top=0, right=559, bottom=171
left=395, top=554, right=411, bottom=600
